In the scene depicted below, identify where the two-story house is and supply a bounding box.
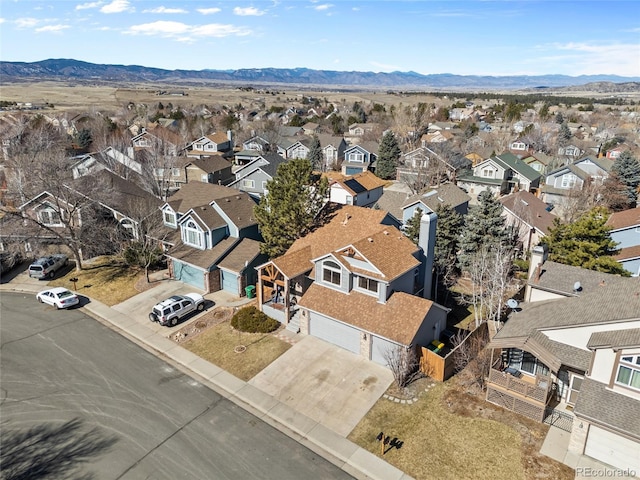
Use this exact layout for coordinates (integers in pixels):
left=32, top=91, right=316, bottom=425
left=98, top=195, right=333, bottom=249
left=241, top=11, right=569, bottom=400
left=607, top=208, right=640, bottom=277
left=341, top=141, right=378, bottom=176
left=183, top=155, right=234, bottom=186
left=160, top=182, right=265, bottom=295
left=317, top=134, right=347, bottom=171
left=328, top=171, right=387, bottom=207
left=227, top=153, right=288, bottom=199
left=487, top=247, right=640, bottom=472
left=255, top=204, right=448, bottom=365
left=184, top=131, right=233, bottom=156
left=456, top=152, right=542, bottom=201
left=499, top=190, right=556, bottom=252
left=541, top=156, right=613, bottom=210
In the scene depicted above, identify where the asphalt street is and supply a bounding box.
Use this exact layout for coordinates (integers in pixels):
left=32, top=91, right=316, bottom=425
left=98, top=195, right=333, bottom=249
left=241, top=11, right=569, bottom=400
left=0, top=292, right=354, bottom=480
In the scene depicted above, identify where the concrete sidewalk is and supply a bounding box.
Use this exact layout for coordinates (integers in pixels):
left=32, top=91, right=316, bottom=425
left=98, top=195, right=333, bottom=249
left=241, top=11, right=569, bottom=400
left=0, top=272, right=413, bottom=480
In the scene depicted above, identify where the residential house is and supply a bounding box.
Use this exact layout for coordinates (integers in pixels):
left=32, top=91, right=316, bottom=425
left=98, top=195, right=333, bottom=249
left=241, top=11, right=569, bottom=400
left=329, top=171, right=387, bottom=207
left=498, top=190, right=556, bottom=252
left=449, top=107, right=474, bottom=122
left=227, top=153, right=288, bottom=199
left=183, top=155, right=234, bottom=186
left=557, top=144, right=583, bottom=161
left=456, top=152, right=542, bottom=202
left=302, top=122, right=320, bottom=136
left=348, top=123, right=380, bottom=137
left=396, top=146, right=471, bottom=187
left=280, top=137, right=311, bottom=160
left=341, top=141, right=378, bottom=176
left=541, top=156, right=613, bottom=210
left=605, top=144, right=629, bottom=160
left=486, top=248, right=640, bottom=472
left=607, top=208, right=640, bottom=277
left=317, top=134, right=347, bottom=171
left=427, top=122, right=455, bottom=133
left=184, top=131, right=233, bottom=156
left=523, top=152, right=553, bottom=175
left=71, top=147, right=142, bottom=180
left=255, top=204, right=448, bottom=365
left=399, top=184, right=471, bottom=226
left=130, top=126, right=182, bottom=157
left=1, top=169, right=163, bottom=258
left=242, top=135, right=270, bottom=153
left=508, top=140, right=531, bottom=157
left=421, top=131, right=453, bottom=145
left=160, top=182, right=265, bottom=295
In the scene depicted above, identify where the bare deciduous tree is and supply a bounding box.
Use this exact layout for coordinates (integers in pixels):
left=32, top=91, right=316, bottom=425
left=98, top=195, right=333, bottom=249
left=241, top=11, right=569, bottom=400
left=451, top=326, right=491, bottom=389
left=383, top=345, right=423, bottom=390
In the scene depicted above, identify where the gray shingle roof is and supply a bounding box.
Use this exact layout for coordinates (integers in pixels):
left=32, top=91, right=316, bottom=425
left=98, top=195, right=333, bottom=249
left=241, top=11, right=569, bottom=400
left=574, top=378, right=640, bottom=440
left=587, top=328, right=640, bottom=350
left=529, top=260, right=630, bottom=297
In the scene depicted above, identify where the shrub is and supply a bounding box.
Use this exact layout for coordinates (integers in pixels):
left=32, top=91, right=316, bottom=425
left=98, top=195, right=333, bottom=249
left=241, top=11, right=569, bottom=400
left=230, top=306, right=279, bottom=333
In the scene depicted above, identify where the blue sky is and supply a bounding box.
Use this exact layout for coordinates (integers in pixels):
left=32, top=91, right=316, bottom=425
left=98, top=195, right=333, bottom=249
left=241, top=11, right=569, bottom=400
left=1, top=1, right=639, bottom=77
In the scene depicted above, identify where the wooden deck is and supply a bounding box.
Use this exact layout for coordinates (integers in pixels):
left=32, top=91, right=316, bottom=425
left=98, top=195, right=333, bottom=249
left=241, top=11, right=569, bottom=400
left=485, top=368, right=550, bottom=422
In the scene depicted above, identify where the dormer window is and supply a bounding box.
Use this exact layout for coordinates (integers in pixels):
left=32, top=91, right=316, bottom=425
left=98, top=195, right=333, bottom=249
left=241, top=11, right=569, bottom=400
left=616, top=355, right=640, bottom=391
left=322, top=260, right=341, bottom=286
left=183, top=220, right=203, bottom=248
left=38, top=206, right=62, bottom=226
left=163, top=210, right=176, bottom=227
left=356, top=275, right=378, bottom=295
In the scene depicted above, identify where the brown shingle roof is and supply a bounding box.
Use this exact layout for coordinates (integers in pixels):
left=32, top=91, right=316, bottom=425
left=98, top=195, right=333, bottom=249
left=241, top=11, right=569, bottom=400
left=207, top=131, right=229, bottom=144
left=349, top=229, right=420, bottom=281
left=298, top=283, right=435, bottom=345
left=168, top=237, right=238, bottom=269
left=166, top=182, right=242, bottom=213
left=587, top=328, right=640, bottom=349
left=217, top=238, right=262, bottom=273
left=614, top=244, right=640, bottom=261
left=499, top=190, right=556, bottom=235
left=187, top=155, right=231, bottom=173
left=606, top=207, right=640, bottom=230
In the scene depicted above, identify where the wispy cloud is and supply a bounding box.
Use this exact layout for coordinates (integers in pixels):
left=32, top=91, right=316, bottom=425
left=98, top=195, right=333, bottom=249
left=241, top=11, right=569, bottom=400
left=100, top=0, right=134, bottom=14
left=233, top=7, right=265, bottom=16
left=125, top=21, right=251, bottom=42
left=14, top=17, right=40, bottom=28
left=314, top=4, right=333, bottom=11
left=76, top=1, right=102, bottom=10
left=549, top=42, right=640, bottom=76
left=369, top=61, right=401, bottom=72
left=36, top=24, right=70, bottom=33
left=0, top=18, right=5, bottom=24
left=143, top=7, right=187, bottom=14
left=197, top=7, right=222, bottom=15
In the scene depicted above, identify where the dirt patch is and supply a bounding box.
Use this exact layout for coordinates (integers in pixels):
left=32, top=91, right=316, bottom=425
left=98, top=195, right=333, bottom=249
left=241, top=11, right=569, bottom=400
left=171, top=306, right=235, bottom=343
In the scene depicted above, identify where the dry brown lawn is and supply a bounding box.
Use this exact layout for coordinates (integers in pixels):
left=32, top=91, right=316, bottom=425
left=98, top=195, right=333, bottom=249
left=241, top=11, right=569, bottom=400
left=47, top=256, right=145, bottom=306
left=348, top=378, right=574, bottom=480
left=180, top=320, right=291, bottom=381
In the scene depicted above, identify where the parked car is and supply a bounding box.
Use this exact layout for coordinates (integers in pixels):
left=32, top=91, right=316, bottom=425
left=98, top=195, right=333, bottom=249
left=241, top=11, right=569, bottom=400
left=36, top=287, right=80, bottom=309
left=149, top=293, right=206, bottom=327
left=28, top=254, right=68, bottom=279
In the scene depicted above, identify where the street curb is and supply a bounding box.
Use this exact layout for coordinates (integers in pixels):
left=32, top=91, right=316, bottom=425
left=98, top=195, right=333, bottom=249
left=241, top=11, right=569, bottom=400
left=1, top=284, right=413, bottom=480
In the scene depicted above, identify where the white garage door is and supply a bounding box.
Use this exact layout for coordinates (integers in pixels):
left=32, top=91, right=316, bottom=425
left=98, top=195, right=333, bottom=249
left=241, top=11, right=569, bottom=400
left=371, top=336, right=399, bottom=366
left=221, top=269, right=238, bottom=295
left=309, top=313, right=360, bottom=355
left=584, top=425, right=640, bottom=472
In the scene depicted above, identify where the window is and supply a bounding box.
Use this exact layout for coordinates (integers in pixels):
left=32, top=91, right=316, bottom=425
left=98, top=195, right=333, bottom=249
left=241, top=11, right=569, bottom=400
left=616, top=355, right=640, bottom=391
left=261, top=181, right=267, bottom=190
left=172, top=168, right=181, bottom=177
left=163, top=210, right=176, bottom=226
left=349, top=152, right=364, bottom=162
left=201, top=174, right=208, bottom=182
left=242, top=179, right=255, bottom=189
left=322, top=260, right=341, bottom=286
left=482, top=168, right=495, bottom=178
left=561, top=174, right=577, bottom=188
left=183, top=220, right=203, bottom=248
left=357, top=276, right=378, bottom=293
left=568, top=375, right=583, bottom=405
left=508, top=349, right=549, bottom=376
left=38, top=207, right=62, bottom=226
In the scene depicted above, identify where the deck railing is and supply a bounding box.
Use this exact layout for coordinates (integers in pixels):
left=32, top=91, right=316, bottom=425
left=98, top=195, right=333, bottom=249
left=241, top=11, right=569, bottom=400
left=488, top=368, right=547, bottom=403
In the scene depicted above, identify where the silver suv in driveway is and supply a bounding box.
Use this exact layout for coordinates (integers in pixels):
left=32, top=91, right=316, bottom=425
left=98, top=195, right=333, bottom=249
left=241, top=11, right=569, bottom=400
left=28, top=254, right=69, bottom=279
left=149, top=293, right=206, bottom=327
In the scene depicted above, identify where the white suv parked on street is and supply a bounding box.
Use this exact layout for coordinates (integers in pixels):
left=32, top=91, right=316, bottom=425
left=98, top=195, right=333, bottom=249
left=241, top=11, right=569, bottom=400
left=149, top=293, right=206, bottom=327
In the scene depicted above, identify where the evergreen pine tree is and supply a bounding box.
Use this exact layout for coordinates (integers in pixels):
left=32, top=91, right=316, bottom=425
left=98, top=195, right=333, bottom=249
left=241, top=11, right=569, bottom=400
left=611, top=151, right=640, bottom=207
left=458, top=189, right=510, bottom=271
left=434, top=203, right=463, bottom=287
left=543, top=206, right=629, bottom=275
left=254, top=158, right=329, bottom=258
left=376, top=131, right=401, bottom=180
left=307, top=135, right=323, bottom=171
left=404, top=208, right=422, bottom=245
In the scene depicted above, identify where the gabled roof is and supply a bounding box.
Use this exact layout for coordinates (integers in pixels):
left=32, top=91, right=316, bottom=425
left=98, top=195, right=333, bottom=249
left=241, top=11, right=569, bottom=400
left=528, top=260, right=630, bottom=297
left=606, top=207, right=640, bottom=230
left=493, top=152, right=541, bottom=182
left=402, top=184, right=471, bottom=214
left=499, top=190, right=556, bottom=235
left=217, top=238, right=262, bottom=273
left=332, top=171, right=386, bottom=195
left=179, top=205, right=226, bottom=231
left=164, top=182, right=242, bottom=213
left=210, top=192, right=257, bottom=230
left=167, top=237, right=238, bottom=269
left=186, top=155, right=232, bottom=173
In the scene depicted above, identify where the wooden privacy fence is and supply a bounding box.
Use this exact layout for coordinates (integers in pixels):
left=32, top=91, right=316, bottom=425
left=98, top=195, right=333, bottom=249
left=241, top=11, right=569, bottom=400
left=419, top=323, right=488, bottom=382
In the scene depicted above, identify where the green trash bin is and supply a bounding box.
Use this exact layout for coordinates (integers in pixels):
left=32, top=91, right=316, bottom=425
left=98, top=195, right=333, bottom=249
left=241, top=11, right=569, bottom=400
left=245, top=285, right=256, bottom=298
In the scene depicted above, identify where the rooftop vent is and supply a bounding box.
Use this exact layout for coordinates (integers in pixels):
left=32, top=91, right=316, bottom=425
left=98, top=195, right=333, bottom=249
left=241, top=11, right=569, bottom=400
left=367, top=237, right=373, bottom=242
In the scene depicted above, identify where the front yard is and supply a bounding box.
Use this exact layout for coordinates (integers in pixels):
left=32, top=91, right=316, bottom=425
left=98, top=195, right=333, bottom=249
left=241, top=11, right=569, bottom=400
left=348, top=376, right=574, bottom=480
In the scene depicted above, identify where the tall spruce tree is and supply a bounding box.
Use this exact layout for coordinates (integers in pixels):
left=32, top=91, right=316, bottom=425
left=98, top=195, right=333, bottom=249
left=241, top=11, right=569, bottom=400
left=376, top=131, right=401, bottom=180
left=254, top=158, right=328, bottom=258
left=307, top=135, right=323, bottom=171
left=434, top=203, right=463, bottom=288
left=458, top=189, right=510, bottom=271
left=404, top=208, right=422, bottom=245
left=611, top=151, right=640, bottom=207
left=543, top=206, right=629, bottom=275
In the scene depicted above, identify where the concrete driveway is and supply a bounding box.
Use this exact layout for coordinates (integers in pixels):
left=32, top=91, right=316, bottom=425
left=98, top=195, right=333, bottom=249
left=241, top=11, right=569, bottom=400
left=249, top=335, right=394, bottom=437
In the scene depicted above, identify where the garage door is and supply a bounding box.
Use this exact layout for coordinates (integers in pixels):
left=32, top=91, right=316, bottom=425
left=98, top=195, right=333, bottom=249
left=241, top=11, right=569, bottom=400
left=584, top=425, right=640, bottom=472
left=309, top=313, right=360, bottom=355
left=371, top=336, right=400, bottom=366
left=221, top=269, right=239, bottom=295
left=173, top=261, right=205, bottom=291
left=345, top=167, right=363, bottom=175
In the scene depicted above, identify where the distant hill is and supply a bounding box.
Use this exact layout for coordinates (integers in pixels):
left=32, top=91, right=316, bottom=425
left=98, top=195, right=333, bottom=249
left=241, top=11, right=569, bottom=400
left=1, top=59, right=639, bottom=91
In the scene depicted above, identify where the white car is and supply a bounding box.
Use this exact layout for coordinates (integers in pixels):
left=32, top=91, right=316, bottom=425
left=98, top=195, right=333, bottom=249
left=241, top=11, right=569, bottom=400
left=36, top=287, right=80, bottom=309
